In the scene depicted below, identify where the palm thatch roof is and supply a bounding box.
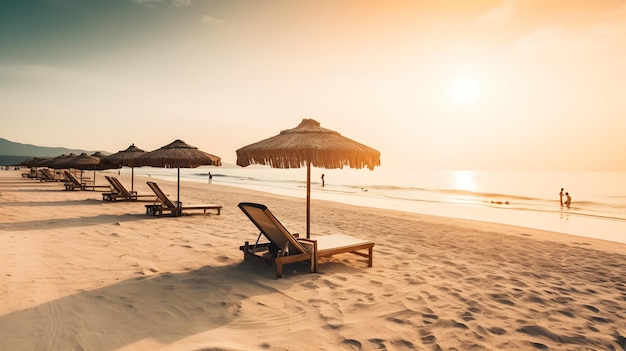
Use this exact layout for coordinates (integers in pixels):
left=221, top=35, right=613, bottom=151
left=20, top=157, right=51, bottom=167
left=136, top=139, right=221, bottom=168
left=100, top=144, right=146, bottom=168
left=47, top=153, right=77, bottom=169
left=236, top=119, right=380, bottom=170
left=64, top=152, right=112, bottom=170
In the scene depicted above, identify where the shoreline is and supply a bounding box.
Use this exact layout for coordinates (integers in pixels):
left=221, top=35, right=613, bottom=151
left=131, top=167, right=626, bottom=246
left=1, top=169, right=625, bottom=350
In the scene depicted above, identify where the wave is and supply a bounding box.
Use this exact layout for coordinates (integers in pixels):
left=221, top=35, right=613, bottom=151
left=159, top=168, right=626, bottom=221
left=361, top=185, right=546, bottom=202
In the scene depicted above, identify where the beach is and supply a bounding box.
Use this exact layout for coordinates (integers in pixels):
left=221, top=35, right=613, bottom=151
left=1, top=170, right=625, bottom=351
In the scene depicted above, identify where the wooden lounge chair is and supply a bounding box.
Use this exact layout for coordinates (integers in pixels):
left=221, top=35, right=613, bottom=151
left=238, top=202, right=374, bottom=278
left=63, top=170, right=111, bottom=191
left=144, top=181, right=221, bottom=217
left=21, top=168, right=38, bottom=179
left=38, top=168, right=61, bottom=182
left=102, top=176, right=157, bottom=202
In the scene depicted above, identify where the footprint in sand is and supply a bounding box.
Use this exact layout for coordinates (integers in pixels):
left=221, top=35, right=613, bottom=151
left=556, top=309, right=575, bottom=318
left=334, top=274, right=348, bottom=281
left=582, top=304, right=600, bottom=313
left=300, top=281, right=319, bottom=289
left=315, top=300, right=344, bottom=329
left=530, top=342, right=549, bottom=349
left=345, top=288, right=375, bottom=303
left=368, top=338, right=414, bottom=350
left=320, top=278, right=341, bottom=289
left=419, top=329, right=437, bottom=345
left=135, top=268, right=158, bottom=276
left=488, top=327, right=507, bottom=335
left=369, top=279, right=383, bottom=286
left=422, top=313, right=439, bottom=325
left=339, top=339, right=362, bottom=350
left=490, top=293, right=515, bottom=306
left=392, top=339, right=417, bottom=350
left=367, top=338, right=387, bottom=350
left=590, top=316, right=611, bottom=323
left=460, top=311, right=475, bottom=321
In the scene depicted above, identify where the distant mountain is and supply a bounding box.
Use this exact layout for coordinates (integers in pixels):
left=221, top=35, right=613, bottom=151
left=0, top=137, right=109, bottom=165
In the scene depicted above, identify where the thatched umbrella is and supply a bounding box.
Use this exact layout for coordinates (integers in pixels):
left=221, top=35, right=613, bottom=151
left=66, top=153, right=99, bottom=183
left=19, top=157, right=50, bottom=178
left=236, top=118, right=381, bottom=238
left=91, top=151, right=107, bottom=158
left=20, top=157, right=50, bottom=168
left=100, top=144, right=146, bottom=192
left=135, top=139, right=221, bottom=205
left=65, top=153, right=118, bottom=184
left=47, top=153, right=77, bottom=170
left=39, top=154, right=71, bottom=179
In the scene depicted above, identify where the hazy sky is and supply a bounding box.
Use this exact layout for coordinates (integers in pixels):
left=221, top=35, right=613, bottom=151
left=1, top=0, right=625, bottom=171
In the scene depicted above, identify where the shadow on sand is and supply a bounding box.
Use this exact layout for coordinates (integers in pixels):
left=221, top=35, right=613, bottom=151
left=0, top=212, right=148, bottom=231
left=0, top=263, right=293, bottom=350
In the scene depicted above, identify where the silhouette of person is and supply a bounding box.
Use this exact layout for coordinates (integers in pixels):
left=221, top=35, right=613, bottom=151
left=564, top=192, right=571, bottom=208
left=208, top=172, right=213, bottom=184
left=559, top=188, right=564, bottom=206
left=321, top=173, right=325, bottom=187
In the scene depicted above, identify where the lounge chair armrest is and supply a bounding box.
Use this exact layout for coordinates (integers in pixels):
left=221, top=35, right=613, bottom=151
left=298, top=238, right=319, bottom=273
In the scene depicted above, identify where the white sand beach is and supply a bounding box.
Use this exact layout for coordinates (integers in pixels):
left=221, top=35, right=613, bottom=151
left=1, top=169, right=625, bottom=351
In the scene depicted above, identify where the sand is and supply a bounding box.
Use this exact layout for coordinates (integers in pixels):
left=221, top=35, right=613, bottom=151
left=0, top=169, right=625, bottom=351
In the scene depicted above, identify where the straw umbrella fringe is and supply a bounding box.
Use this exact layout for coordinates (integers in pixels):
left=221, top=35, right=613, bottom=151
left=137, top=140, right=222, bottom=168
left=236, top=118, right=381, bottom=238
left=20, top=157, right=50, bottom=168
left=236, top=122, right=380, bottom=171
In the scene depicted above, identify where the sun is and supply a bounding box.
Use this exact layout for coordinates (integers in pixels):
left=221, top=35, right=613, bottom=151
left=448, top=76, right=480, bottom=104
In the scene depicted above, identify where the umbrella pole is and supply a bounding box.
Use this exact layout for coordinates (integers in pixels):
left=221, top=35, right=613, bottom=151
left=177, top=168, right=181, bottom=215
left=306, top=161, right=311, bottom=239
left=131, top=167, right=134, bottom=192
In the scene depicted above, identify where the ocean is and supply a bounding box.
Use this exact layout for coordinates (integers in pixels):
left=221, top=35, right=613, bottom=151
left=124, top=165, right=626, bottom=245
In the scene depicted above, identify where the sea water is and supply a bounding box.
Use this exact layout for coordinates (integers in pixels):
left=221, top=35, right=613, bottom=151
left=126, top=165, right=626, bottom=245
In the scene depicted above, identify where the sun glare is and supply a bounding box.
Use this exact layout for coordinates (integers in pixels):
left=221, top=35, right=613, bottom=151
left=448, top=76, right=480, bottom=104
left=451, top=170, right=477, bottom=192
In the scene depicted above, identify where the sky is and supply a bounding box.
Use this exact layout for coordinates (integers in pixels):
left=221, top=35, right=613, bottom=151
left=1, top=0, right=625, bottom=171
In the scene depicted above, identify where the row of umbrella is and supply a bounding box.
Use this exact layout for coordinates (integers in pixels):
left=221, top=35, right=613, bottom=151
left=23, top=140, right=221, bottom=206
left=21, top=119, right=381, bottom=238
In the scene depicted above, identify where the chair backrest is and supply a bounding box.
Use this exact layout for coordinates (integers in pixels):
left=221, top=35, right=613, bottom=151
left=41, top=169, right=55, bottom=180
left=105, top=176, right=121, bottom=193
left=64, top=171, right=82, bottom=185
left=146, top=181, right=176, bottom=208
left=111, top=177, right=132, bottom=196
left=238, top=202, right=307, bottom=254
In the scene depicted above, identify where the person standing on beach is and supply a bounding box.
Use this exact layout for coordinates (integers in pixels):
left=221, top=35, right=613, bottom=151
left=564, top=192, right=571, bottom=208
left=208, top=172, right=213, bottom=184
left=559, top=188, right=564, bottom=206
left=321, top=173, right=325, bottom=187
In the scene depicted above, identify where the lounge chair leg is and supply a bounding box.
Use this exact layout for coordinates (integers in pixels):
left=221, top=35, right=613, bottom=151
left=276, top=263, right=283, bottom=279
left=243, top=241, right=249, bottom=260
left=313, top=241, right=318, bottom=273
